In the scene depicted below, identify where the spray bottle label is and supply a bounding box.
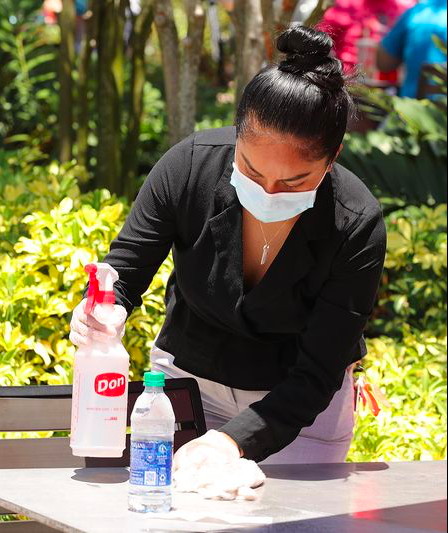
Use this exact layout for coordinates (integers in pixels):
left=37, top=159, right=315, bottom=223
left=129, top=440, right=173, bottom=487
left=94, top=373, right=126, bottom=397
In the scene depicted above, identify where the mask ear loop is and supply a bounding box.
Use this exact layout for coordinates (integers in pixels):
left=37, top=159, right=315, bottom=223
left=313, top=165, right=331, bottom=191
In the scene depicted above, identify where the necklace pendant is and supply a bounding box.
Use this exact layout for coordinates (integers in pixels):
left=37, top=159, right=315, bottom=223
left=261, top=244, right=270, bottom=265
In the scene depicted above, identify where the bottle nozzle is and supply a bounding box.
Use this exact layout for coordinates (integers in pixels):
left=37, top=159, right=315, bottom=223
left=85, top=263, right=119, bottom=315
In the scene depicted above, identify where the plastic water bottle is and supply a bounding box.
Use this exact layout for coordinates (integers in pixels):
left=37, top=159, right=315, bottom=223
left=128, top=371, right=176, bottom=513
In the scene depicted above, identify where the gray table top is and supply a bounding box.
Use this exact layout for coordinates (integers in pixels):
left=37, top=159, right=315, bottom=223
left=0, top=461, right=446, bottom=533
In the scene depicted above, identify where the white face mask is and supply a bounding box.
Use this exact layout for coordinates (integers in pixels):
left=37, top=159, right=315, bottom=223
left=230, top=161, right=329, bottom=223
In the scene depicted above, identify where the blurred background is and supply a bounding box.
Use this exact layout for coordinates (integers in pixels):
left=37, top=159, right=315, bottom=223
left=0, top=0, right=447, bottom=465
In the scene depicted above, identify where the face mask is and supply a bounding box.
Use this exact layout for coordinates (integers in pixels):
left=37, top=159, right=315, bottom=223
left=230, top=161, right=329, bottom=223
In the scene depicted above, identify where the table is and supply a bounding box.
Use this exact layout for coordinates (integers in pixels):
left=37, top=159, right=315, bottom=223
left=0, top=461, right=446, bottom=532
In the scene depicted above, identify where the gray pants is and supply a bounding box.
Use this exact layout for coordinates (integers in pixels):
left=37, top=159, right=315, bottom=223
left=151, top=345, right=355, bottom=465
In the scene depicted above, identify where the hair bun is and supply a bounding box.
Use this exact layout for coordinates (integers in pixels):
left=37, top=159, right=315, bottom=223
left=277, top=24, right=345, bottom=92
left=278, top=24, right=333, bottom=71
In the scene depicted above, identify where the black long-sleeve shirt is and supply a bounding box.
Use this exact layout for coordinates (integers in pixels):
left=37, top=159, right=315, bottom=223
left=99, top=126, right=387, bottom=463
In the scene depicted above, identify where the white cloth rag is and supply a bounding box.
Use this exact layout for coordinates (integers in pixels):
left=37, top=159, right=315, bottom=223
left=174, top=457, right=266, bottom=501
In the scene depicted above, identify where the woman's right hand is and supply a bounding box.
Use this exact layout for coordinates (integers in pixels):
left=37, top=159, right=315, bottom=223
left=69, top=299, right=128, bottom=346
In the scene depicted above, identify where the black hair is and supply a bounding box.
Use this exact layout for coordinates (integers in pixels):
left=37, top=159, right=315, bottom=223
left=235, top=24, right=358, bottom=164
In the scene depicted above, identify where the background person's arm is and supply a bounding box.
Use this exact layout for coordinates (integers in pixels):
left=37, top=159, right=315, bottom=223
left=376, top=8, right=413, bottom=73
left=218, top=207, right=387, bottom=462
left=377, top=45, right=402, bottom=73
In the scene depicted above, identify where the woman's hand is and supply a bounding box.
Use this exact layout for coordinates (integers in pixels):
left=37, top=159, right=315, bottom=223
left=69, top=299, right=127, bottom=346
left=220, top=432, right=244, bottom=457
left=174, top=430, right=241, bottom=471
left=173, top=430, right=265, bottom=500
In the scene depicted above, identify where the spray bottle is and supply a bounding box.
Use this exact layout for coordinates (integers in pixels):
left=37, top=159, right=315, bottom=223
left=70, top=263, right=130, bottom=458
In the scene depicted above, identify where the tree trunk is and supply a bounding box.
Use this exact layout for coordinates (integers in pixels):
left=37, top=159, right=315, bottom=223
left=305, top=0, right=335, bottom=27
left=154, top=0, right=181, bottom=146
left=232, top=0, right=265, bottom=107
left=231, top=0, right=244, bottom=105
left=77, top=4, right=98, bottom=169
left=122, top=0, right=155, bottom=200
left=261, top=0, right=275, bottom=61
left=179, top=0, right=206, bottom=139
left=231, top=0, right=332, bottom=116
left=261, top=0, right=301, bottom=63
left=96, top=0, right=127, bottom=193
left=277, top=0, right=300, bottom=30
left=58, top=0, right=76, bottom=163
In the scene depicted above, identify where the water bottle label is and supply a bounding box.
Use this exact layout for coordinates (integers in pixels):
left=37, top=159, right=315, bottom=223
left=130, top=440, right=173, bottom=487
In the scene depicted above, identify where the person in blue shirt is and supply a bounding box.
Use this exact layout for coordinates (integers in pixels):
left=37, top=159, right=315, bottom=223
left=75, top=0, right=87, bottom=16
left=377, top=0, right=447, bottom=98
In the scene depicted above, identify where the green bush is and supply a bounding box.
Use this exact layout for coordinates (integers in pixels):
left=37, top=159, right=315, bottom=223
left=368, top=203, right=447, bottom=339
left=343, top=42, right=447, bottom=207
left=349, top=202, right=447, bottom=461
left=348, top=330, right=447, bottom=462
left=340, top=87, right=447, bottom=205
left=136, top=82, right=168, bottom=174
left=0, top=6, right=58, bottom=143
left=0, top=151, right=171, bottom=387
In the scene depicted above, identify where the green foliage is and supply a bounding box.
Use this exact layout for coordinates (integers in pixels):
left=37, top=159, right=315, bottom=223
left=0, top=8, right=59, bottom=143
left=195, top=82, right=235, bottom=132
left=348, top=201, right=447, bottom=462
left=348, top=331, right=447, bottom=462
left=0, top=151, right=171, bottom=388
left=431, top=35, right=448, bottom=93
left=340, top=86, right=447, bottom=205
left=0, top=148, right=81, bottom=255
left=135, top=82, right=168, bottom=179
left=0, top=0, right=237, bottom=195
left=0, top=0, right=43, bottom=23
left=369, top=203, right=447, bottom=339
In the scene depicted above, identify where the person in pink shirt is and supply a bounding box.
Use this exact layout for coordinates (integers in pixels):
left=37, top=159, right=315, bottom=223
left=42, top=0, right=62, bottom=24
left=318, top=0, right=417, bottom=77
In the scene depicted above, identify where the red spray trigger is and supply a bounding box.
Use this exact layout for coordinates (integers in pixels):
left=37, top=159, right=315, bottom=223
left=85, top=264, right=99, bottom=315
left=84, top=263, right=118, bottom=316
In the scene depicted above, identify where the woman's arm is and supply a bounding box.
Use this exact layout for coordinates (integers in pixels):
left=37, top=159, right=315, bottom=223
left=218, top=206, right=387, bottom=462
left=88, top=134, right=195, bottom=316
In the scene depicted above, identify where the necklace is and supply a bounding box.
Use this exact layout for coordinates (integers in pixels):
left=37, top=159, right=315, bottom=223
left=258, top=220, right=289, bottom=265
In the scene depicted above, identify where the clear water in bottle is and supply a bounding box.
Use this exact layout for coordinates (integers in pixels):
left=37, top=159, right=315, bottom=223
left=128, top=371, right=176, bottom=513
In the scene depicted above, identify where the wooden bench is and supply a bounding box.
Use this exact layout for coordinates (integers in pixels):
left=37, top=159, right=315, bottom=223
left=0, top=378, right=207, bottom=530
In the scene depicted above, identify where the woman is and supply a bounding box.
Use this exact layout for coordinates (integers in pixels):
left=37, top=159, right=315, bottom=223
left=70, top=25, right=387, bottom=466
